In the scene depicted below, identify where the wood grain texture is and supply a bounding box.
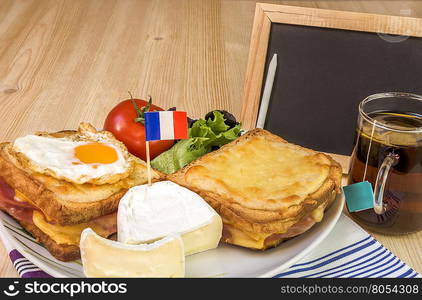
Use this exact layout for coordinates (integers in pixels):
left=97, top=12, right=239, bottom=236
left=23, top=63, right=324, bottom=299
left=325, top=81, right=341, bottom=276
left=0, top=0, right=421, bottom=277
left=240, top=4, right=271, bottom=130
left=0, top=242, right=18, bottom=277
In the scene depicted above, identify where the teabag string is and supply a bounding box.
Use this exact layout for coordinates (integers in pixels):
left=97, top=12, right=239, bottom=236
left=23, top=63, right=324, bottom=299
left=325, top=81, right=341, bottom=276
left=343, top=120, right=377, bottom=213
left=362, top=119, right=377, bottom=181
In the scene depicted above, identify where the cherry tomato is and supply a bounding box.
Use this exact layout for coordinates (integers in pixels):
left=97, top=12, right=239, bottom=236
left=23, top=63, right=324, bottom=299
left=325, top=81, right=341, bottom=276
left=104, top=99, right=174, bottom=161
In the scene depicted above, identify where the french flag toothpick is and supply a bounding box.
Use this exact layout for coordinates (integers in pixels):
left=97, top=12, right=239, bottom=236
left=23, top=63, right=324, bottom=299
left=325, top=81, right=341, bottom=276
left=143, top=111, right=188, bottom=186
left=144, top=111, right=188, bottom=141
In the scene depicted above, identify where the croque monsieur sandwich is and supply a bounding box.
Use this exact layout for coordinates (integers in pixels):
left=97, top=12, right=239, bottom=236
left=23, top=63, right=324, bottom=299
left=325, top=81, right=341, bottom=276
left=168, top=129, right=342, bottom=250
left=0, top=123, right=162, bottom=261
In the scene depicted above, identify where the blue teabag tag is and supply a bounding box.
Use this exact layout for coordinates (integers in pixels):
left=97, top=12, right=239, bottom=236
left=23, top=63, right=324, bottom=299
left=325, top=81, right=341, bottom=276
left=343, top=181, right=374, bottom=213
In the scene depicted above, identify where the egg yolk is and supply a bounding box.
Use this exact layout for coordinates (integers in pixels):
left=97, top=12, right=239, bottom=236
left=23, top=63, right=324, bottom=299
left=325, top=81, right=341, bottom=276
left=74, top=143, right=118, bottom=164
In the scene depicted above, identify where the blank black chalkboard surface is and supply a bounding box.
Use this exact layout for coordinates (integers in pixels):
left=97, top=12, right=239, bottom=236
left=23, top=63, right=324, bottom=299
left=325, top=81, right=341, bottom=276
left=240, top=4, right=422, bottom=168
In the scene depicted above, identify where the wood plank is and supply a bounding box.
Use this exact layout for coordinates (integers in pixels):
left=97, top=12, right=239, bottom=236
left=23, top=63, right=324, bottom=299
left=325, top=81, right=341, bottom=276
left=240, top=4, right=271, bottom=130
left=0, top=242, right=18, bottom=277
left=264, top=3, right=422, bottom=37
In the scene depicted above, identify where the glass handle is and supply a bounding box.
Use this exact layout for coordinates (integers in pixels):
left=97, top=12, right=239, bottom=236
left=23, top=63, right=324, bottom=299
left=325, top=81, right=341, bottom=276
left=373, top=153, right=399, bottom=215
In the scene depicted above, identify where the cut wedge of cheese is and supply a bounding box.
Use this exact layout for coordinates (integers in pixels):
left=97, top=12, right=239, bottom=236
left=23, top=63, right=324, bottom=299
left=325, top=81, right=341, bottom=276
left=118, top=181, right=222, bottom=256
left=80, top=228, right=185, bottom=278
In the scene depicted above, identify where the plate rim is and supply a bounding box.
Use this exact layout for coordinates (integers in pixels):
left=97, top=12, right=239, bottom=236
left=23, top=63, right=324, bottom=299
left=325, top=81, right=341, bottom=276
left=0, top=192, right=344, bottom=278
left=259, top=192, right=344, bottom=277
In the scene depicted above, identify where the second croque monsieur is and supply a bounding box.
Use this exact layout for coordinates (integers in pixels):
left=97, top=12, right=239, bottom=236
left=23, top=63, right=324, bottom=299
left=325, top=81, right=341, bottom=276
left=168, top=129, right=342, bottom=250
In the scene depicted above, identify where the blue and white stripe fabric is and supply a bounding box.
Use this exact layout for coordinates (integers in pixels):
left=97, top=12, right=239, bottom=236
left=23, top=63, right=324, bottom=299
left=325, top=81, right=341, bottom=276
left=274, top=215, right=420, bottom=278
left=0, top=230, right=50, bottom=277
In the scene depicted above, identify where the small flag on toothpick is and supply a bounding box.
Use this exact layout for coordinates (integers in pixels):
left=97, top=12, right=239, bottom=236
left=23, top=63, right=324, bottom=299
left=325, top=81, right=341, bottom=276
left=144, top=111, right=188, bottom=141
left=144, top=111, right=188, bottom=185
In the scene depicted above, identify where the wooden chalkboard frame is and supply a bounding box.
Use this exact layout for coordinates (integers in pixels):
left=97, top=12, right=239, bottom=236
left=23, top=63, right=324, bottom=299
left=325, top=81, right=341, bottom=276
left=240, top=3, right=422, bottom=172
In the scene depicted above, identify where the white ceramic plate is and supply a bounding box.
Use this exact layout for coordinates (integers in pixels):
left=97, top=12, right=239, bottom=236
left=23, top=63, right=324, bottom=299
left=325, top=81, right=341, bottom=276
left=0, top=193, right=344, bottom=278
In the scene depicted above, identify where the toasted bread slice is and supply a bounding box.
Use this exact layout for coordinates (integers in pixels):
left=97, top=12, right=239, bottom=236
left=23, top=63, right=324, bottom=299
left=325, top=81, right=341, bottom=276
left=168, top=129, right=342, bottom=249
left=20, top=221, right=81, bottom=262
left=0, top=124, right=163, bottom=225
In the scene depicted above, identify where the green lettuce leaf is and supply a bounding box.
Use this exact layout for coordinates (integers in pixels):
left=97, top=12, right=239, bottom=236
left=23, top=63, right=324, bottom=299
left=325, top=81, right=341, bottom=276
left=189, top=119, right=216, bottom=147
left=208, top=124, right=241, bottom=147
left=206, top=111, right=230, bottom=134
left=151, top=138, right=210, bottom=174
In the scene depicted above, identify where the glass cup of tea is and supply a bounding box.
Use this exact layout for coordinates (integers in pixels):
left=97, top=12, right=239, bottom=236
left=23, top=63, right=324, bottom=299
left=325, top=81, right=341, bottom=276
left=348, top=92, right=422, bottom=234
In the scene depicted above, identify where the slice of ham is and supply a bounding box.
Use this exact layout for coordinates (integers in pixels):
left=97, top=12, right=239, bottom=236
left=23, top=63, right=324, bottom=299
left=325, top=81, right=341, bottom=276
left=263, top=215, right=317, bottom=248
left=89, top=212, right=117, bottom=234
left=0, top=178, right=117, bottom=235
left=264, top=206, right=328, bottom=247
left=0, top=178, right=36, bottom=224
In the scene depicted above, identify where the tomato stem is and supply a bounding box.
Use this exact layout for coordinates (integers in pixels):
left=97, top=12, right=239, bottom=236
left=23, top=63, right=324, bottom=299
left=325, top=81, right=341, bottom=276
left=128, top=92, right=153, bottom=125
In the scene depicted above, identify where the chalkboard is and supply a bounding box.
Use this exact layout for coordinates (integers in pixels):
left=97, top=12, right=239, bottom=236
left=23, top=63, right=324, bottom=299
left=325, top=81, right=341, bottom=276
left=263, top=24, right=422, bottom=155
left=241, top=4, right=422, bottom=158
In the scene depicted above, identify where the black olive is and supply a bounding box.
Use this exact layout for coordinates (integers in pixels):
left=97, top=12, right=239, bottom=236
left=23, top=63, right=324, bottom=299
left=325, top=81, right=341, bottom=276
left=205, top=110, right=239, bottom=128
left=188, top=117, right=197, bottom=128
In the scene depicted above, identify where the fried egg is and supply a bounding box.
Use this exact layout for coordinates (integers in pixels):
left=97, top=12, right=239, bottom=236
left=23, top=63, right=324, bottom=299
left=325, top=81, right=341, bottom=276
left=13, top=133, right=131, bottom=185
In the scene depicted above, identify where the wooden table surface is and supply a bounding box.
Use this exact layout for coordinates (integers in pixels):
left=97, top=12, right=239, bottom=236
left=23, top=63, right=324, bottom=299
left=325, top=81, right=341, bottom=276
left=1, top=0, right=421, bottom=277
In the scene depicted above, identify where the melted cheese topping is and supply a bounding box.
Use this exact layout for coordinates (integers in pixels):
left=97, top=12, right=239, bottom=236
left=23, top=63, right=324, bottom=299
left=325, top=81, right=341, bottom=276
left=14, top=190, right=34, bottom=205
left=310, top=204, right=325, bottom=222
left=223, top=224, right=270, bottom=249
left=185, top=135, right=331, bottom=211
left=14, top=189, right=116, bottom=245
left=222, top=206, right=325, bottom=250
left=32, top=211, right=113, bottom=245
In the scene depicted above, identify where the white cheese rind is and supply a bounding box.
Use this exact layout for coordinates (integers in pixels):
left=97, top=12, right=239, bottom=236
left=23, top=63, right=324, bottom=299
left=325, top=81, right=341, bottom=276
left=182, top=214, right=222, bottom=256
left=80, top=228, right=185, bottom=278
left=118, top=181, right=222, bottom=255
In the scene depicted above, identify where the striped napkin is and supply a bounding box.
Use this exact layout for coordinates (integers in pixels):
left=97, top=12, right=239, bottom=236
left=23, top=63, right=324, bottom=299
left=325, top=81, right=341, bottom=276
left=0, top=214, right=419, bottom=278
left=274, top=214, right=420, bottom=278
left=0, top=230, right=51, bottom=278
